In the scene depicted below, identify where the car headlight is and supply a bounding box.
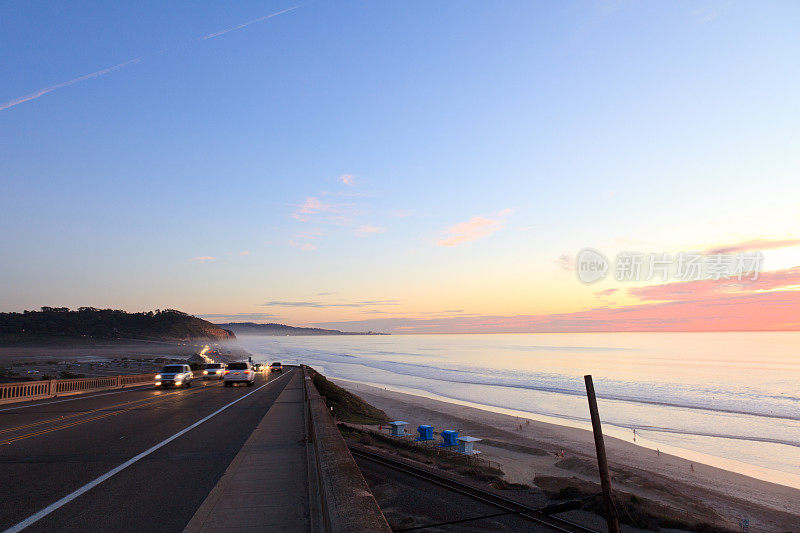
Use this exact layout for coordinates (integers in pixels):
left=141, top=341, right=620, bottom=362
left=203, top=370, right=208, bottom=374
left=155, top=374, right=161, bottom=379
left=155, top=381, right=161, bottom=385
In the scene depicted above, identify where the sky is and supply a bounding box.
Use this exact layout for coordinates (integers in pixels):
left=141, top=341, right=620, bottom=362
left=1, top=1, right=799, bottom=333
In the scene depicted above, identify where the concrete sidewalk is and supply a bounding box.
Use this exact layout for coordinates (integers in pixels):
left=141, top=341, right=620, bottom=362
left=184, top=371, right=312, bottom=532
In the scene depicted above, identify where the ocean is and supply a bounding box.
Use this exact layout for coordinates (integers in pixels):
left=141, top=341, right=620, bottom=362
left=238, top=331, right=800, bottom=488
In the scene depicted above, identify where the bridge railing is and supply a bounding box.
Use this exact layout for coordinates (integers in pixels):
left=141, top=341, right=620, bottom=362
left=0, top=373, right=155, bottom=405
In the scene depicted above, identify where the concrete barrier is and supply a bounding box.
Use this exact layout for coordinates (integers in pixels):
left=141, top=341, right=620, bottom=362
left=0, top=373, right=155, bottom=405
left=303, top=366, right=391, bottom=533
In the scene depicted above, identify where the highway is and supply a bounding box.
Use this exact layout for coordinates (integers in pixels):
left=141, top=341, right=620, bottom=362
left=0, top=369, right=296, bottom=532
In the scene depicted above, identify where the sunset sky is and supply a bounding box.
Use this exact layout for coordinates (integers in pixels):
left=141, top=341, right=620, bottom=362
left=2, top=1, right=799, bottom=332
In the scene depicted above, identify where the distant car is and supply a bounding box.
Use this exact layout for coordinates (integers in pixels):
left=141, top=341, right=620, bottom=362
left=155, top=364, right=193, bottom=388
left=253, top=363, right=263, bottom=372
left=202, top=363, right=226, bottom=380
left=269, top=362, right=283, bottom=373
left=224, top=362, right=255, bottom=387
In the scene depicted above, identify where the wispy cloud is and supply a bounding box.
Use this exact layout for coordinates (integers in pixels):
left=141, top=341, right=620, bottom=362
left=388, top=209, right=415, bottom=218
left=191, top=256, right=217, bottom=262
left=704, top=238, right=800, bottom=255
left=340, top=174, right=356, bottom=186
left=239, top=250, right=251, bottom=256
left=356, top=225, right=386, bottom=235
left=629, top=266, right=800, bottom=302
left=1, top=4, right=306, bottom=112
left=438, top=209, right=513, bottom=247
left=198, top=312, right=279, bottom=322
left=290, top=196, right=353, bottom=225
left=596, top=288, right=618, bottom=297
left=289, top=241, right=317, bottom=251
left=555, top=253, right=574, bottom=272
left=292, top=196, right=333, bottom=219
left=261, top=299, right=400, bottom=308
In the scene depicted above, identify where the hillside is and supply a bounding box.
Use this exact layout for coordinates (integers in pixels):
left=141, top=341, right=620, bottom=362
left=217, top=322, right=388, bottom=336
left=0, top=308, right=235, bottom=342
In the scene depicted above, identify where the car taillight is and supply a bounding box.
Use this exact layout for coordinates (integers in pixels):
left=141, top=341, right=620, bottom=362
left=225, top=370, right=230, bottom=374
left=244, top=370, right=250, bottom=374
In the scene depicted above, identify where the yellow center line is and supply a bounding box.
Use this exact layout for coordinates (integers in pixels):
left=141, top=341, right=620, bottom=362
left=0, top=382, right=224, bottom=446
left=0, top=393, right=176, bottom=435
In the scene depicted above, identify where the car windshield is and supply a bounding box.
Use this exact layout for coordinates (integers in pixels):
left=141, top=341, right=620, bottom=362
left=206, top=364, right=222, bottom=369
left=227, top=363, right=248, bottom=370
left=271, top=362, right=281, bottom=366
left=161, top=365, right=184, bottom=373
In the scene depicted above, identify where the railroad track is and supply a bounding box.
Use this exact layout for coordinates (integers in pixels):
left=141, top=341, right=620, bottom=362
left=349, top=445, right=598, bottom=533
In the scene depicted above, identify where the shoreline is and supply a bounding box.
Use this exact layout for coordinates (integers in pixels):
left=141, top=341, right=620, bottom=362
left=333, top=376, right=800, bottom=491
left=334, top=378, right=800, bottom=530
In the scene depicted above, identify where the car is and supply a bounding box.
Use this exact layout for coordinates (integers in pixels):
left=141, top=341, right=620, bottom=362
left=224, top=362, right=255, bottom=387
left=202, top=362, right=226, bottom=380
left=253, top=363, right=263, bottom=372
left=269, top=362, right=283, bottom=373
left=155, top=364, right=193, bottom=388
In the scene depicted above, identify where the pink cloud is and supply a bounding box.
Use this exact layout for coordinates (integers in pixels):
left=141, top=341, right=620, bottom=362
left=239, top=250, right=251, bottom=256
left=314, top=290, right=800, bottom=333
left=438, top=209, right=513, bottom=247
left=191, top=256, right=216, bottom=262
left=340, top=174, right=356, bottom=186
left=629, top=267, right=800, bottom=302
left=289, top=241, right=317, bottom=251
left=705, top=238, right=800, bottom=255
left=292, top=196, right=333, bottom=220
left=555, top=253, right=574, bottom=272
left=356, top=225, right=386, bottom=235
left=314, top=267, right=800, bottom=333
left=596, top=288, right=619, bottom=297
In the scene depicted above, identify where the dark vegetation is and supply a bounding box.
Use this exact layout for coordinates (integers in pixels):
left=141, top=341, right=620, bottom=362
left=308, top=369, right=390, bottom=424
left=535, top=476, right=732, bottom=532
left=217, top=322, right=388, bottom=336
left=0, top=307, right=235, bottom=342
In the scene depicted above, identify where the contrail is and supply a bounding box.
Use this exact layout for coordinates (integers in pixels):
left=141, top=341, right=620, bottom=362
left=0, top=4, right=306, bottom=113
left=0, top=57, right=143, bottom=112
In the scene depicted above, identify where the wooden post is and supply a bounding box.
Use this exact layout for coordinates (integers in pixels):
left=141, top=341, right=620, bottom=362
left=584, top=375, right=621, bottom=533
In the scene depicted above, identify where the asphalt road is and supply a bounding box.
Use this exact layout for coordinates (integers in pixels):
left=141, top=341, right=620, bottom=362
left=0, top=369, right=295, bottom=532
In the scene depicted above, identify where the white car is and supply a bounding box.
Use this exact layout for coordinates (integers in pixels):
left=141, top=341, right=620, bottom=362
left=224, top=362, right=255, bottom=387
left=202, top=363, right=226, bottom=380
left=155, top=364, right=193, bottom=388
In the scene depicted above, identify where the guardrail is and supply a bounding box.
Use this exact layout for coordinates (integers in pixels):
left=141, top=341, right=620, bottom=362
left=302, top=365, right=391, bottom=533
left=0, top=373, right=155, bottom=405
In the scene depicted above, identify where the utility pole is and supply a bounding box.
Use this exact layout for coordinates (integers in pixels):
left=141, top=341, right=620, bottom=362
left=584, top=375, right=621, bottom=533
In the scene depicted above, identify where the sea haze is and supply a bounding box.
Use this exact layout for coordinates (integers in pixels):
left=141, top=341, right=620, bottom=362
left=239, top=331, right=800, bottom=486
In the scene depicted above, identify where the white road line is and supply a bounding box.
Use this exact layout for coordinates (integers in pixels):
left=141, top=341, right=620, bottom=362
left=3, top=370, right=293, bottom=533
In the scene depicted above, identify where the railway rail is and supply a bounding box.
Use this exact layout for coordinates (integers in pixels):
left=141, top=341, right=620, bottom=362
left=349, top=444, right=599, bottom=533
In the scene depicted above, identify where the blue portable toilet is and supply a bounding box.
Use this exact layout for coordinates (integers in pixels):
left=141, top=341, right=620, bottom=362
left=416, top=425, right=434, bottom=441
left=440, top=430, right=459, bottom=447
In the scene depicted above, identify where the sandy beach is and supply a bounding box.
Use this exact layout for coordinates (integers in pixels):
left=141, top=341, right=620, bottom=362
left=335, top=380, right=800, bottom=532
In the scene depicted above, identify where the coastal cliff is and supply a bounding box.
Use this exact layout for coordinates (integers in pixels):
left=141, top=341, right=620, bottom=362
left=0, top=308, right=235, bottom=343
